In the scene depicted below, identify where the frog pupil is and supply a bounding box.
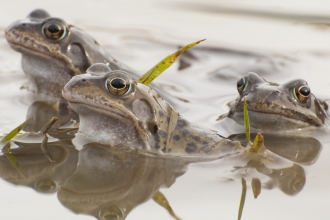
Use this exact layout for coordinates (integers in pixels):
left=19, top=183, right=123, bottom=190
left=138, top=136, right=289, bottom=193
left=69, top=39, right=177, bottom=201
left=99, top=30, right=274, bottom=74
left=47, top=24, right=61, bottom=33
left=237, top=78, right=245, bottom=89
left=299, top=86, right=310, bottom=97
left=111, top=78, right=126, bottom=89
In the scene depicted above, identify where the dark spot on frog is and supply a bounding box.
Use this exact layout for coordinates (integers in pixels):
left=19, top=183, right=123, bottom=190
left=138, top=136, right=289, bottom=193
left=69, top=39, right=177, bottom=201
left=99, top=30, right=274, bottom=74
left=181, top=129, right=192, bottom=138
left=158, top=110, right=164, bottom=117
left=177, top=120, right=186, bottom=127
left=168, top=148, right=172, bottom=153
left=163, top=141, right=167, bottom=145
left=173, top=135, right=180, bottom=141
left=153, top=133, right=160, bottom=147
left=202, top=141, right=208, bottom=145
left=161, top=147, right=166, bottom=153
left=185, top=142, right=197, bottom=153
left=159, top=130, right=167, bottom=138
left=194, top=136, right=200, bottom=141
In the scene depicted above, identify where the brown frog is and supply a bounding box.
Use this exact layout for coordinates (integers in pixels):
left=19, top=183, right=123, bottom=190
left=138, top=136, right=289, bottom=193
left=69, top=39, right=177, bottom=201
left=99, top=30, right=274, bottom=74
left=62, top=63, right=241, bottom=158
left=5, top=9, right=137, bottom=97
left=227, top=72, right=329, bottom=130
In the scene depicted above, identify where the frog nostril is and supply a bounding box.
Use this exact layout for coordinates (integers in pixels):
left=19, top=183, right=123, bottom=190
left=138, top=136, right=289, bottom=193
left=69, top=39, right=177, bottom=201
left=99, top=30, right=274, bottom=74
left=22, top=23, right=26, bottom=27
left=276, top=90, right=280, bottom=94
left=81, top=79, right=86, bottom=82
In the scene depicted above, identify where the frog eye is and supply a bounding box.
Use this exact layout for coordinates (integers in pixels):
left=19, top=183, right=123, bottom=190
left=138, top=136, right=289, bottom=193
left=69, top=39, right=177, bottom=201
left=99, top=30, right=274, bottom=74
left=42, top=20, right=67, bottom=40
left=293, top=85, right=310, bottom=103
left=237, top=77, right=248, bottom=94
left=106, top=77, right=131, bottom=96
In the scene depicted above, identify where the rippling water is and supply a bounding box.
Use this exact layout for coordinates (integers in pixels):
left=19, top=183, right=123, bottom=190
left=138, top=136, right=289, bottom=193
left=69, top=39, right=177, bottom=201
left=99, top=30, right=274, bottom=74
left=0, top=0, right=330, bottom=219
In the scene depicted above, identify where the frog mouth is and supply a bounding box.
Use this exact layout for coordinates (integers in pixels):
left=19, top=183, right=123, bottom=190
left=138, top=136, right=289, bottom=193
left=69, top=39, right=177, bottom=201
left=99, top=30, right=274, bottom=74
left=71, top=102, right=132, bottom=121
left=6, top=33, right=80, bottom=78
left=6, top=30, right=46, bottom=54
left=7, top=38, right=62, bottom=61
left=63, top=93, right=133, bottom=123
left=5, top=29, right=70, bottom=63
left=232, top=108, right=322, bottom=128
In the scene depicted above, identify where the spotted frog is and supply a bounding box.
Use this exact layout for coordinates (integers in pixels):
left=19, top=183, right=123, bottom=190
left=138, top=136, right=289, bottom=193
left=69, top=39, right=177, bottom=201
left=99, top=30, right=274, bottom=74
left=227, top=72, right=329, bottom=130
left=5, top=9, right=136, bottom=97
left=62, top=63, right=240, bottom=157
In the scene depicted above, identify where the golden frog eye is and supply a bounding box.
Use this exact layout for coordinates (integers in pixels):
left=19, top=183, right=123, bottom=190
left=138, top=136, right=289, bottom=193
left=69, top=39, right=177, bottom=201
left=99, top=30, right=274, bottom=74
left=237, top=77, right=248, bottom=94
left=42, top=20, right=67, bottom=40
left=106, top=77, right=130, bottom=96
left=294, top=85, right=310, bottom=103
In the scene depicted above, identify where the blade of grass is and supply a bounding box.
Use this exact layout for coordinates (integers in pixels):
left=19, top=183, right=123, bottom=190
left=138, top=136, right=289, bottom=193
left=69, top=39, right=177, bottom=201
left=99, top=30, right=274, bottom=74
left=249, top=133, right=264, bottom=153
left=238, top=177, right=247, bottom=220
left=40, top=117, right=58, bottom=134
left=243, top=98, right=250, bottom=145
left=138, top=39, right=205, bottom=85
left=1, top=119, right=28, bottom=142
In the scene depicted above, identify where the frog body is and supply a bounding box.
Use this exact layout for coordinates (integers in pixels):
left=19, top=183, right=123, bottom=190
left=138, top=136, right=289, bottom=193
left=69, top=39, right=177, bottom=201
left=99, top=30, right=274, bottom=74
left=227, top=72, right=329, bottom=130
left=5, top=9, right=136, bottom=97
left=62, top=63, right=240, bottom=158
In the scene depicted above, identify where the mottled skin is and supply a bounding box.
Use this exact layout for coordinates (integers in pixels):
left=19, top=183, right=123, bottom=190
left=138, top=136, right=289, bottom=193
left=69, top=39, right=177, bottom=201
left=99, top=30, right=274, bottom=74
left=228, top=72, right=329, bottom=130
left=5, top=9, right=136, bottom=97
left=62, top=63, right=240, bottom=158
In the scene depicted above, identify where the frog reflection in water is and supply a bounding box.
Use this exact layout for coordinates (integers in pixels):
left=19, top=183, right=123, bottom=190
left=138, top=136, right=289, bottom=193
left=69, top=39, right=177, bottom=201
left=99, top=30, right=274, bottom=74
left=62, top=63, right=240, bottom=157
left=5, top=9, right=174, bottom=99
left=227, top=72, right=329, bottom=131
left=57, top=143, right=188, bottom=219
left=0, top=135, right=322, bottom=219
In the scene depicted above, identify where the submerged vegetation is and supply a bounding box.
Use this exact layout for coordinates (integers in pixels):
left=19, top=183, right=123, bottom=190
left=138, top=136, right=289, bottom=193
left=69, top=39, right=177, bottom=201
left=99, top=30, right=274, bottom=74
left=0, top=117, right=58, bottom=176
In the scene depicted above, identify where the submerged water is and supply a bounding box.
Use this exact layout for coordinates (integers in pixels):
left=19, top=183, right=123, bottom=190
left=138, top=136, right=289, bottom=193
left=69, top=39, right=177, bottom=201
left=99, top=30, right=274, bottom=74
left=0, top=0, right=330, bottom=219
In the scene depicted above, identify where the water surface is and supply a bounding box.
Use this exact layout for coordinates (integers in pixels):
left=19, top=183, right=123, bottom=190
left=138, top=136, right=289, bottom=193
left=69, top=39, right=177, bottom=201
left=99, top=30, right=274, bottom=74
left=0, top=0, right=330, bottom=219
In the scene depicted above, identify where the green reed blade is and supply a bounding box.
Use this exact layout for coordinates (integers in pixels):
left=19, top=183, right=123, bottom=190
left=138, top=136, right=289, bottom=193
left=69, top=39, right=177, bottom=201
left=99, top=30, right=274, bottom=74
left=1, top=119, right=28, bottom=142
left=249, top=133, right=264, bottom=153
left=243, top=98, right=250, bottom=145
left=138, top=39, right=205, bottom=85
left=238, top=177, right=247, bottom=220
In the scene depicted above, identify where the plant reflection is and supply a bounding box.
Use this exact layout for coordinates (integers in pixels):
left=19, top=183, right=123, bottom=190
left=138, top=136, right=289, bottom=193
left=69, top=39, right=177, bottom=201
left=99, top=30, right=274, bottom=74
left=0, top=141, right=79, bottom=193
left=228, top=133, right=322, bottom=196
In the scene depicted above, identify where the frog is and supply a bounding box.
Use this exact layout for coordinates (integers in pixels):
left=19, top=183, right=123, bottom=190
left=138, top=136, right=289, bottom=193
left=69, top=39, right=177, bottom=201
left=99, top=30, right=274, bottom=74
left=227, top=72, right=329, bottom=131
left=5, top=9, right=139, bottom=97
left=62, top=63, right=241, bottom=158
